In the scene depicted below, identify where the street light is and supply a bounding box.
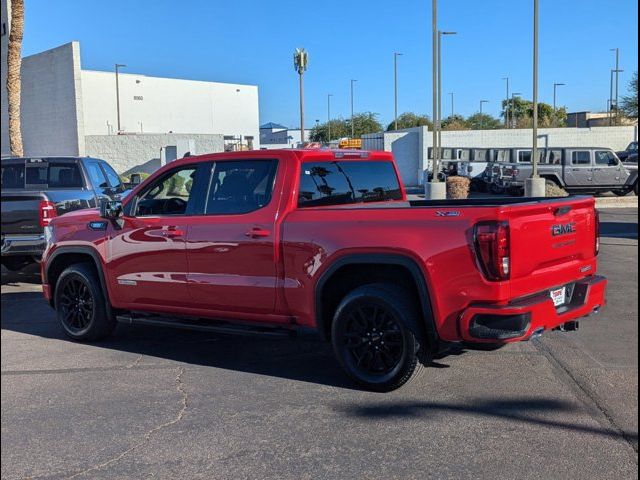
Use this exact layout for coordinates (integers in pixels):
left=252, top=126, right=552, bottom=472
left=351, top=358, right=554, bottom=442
left=610, top=67, right=624, bottom=126
left=610, top=48, right=620, bottom=125
left=350, top=79, right=357, bottom=138
left=502, top=77, right=510, bottom=127
left=438, top=31, right=457, bottom=157
left=553, top=82, right=565, bottom=126
left=294, top=48, right=309, bottom=143
left=327, top=94, right=333, bottom=142
left=394, top=53, right=403, bottom=131
left=114, top=63, right=127, bottom=133
left=479, top=100, right=489, bottom=129
left=431, top=0, right=440, bottom=190
left=511, top=92, right=522, bottom=128
left=527, top=0, right=546, bottom=197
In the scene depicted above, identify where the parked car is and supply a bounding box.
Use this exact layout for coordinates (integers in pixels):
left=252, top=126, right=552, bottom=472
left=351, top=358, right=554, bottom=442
left=1, top=156, right=127, bottom=271
left=41, top=149, right=606, bottom=391
left=498, top=147, right=638, bottom=196
left=616, top=141, right=638, bottom=162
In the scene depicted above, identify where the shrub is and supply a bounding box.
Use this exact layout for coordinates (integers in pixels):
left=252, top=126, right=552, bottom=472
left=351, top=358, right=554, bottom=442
left=446, top=176, right=471, bottom=199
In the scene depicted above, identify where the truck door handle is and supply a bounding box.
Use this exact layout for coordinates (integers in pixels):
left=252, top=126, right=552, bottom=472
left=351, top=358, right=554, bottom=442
left=245, top=227, right=270, bottom=238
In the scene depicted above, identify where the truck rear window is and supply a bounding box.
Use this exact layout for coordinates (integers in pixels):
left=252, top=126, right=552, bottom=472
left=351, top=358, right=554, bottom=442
left=298, top=161, right=402, bottom=208
left=1, top=164, right=25, bottom=188
left=2, top=160, right=84, bottom=189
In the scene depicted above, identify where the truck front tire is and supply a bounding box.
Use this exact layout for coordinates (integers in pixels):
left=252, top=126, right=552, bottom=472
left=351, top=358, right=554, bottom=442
left=331, top=283, right=425, bottom=392
left=54, top=263, right=116, bottom=341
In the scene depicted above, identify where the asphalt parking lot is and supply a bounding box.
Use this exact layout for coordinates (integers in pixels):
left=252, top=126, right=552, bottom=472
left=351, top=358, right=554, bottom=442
left=1, top=209, right=638, bottom=479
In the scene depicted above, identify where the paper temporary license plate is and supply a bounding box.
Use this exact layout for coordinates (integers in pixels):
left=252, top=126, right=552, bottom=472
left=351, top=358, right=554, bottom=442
left=550, top=287, right=567, bottom=307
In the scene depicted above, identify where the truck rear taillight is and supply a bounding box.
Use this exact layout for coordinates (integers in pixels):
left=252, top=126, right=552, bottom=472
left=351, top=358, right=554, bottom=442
left=39, top=200, right=57, bottom=227
left=474, top=221, right=511, bottom=281
left=595, top=210, right=601, bottom=256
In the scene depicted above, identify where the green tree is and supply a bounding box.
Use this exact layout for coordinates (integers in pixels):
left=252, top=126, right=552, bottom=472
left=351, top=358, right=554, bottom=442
left=621, top=71, right=638, bottom=119
left=348, top=112, right=384, bottom=138
left=466, top=113, right=502, bottom=130
left=441, top=114, right=468, bottom=131
left=501, top=98, right=567, bottom=128
left=386, top=112, right=433, bottom=131
left=310, top=118, right=351, bottom=142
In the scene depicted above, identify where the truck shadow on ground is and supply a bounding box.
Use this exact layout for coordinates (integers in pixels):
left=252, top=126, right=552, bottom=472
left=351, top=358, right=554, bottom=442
left=2, top=289, right=638, bottom=445
left=335, top=398, right=639, bottom=445
left=600, top=221, right=638, bottom=240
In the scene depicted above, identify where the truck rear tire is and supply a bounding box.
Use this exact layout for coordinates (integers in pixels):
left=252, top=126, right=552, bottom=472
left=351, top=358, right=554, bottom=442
left=54, top=263, right=116, bottom=341
left=331, top=283, right=425, bottom=392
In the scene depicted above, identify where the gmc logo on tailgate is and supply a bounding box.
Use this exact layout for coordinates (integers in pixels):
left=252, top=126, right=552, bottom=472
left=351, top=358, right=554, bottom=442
left=552, top=222, right=577, bottom=236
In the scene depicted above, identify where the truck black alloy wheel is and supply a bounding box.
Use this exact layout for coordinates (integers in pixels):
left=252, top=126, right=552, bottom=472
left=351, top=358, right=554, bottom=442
left=332, top=284, right=424, bottom=392
left=55, top=263, right=116, bottom=341
left=58, top=277, right=94, bottom=333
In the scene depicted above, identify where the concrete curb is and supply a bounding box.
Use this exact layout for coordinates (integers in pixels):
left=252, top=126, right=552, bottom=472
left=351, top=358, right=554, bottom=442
left=595, top=196, right=639, bottom=209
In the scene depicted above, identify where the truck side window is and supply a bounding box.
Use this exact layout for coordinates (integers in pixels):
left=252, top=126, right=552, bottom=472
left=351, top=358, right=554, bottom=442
left=548, top=150, right=563, bottom=165
left=134, top=166, right=198, bottom=216
left=101, top=162, right=125, bottom=192
left=86, top=161, right=109, bottom=189
left=298, top=161, right=402, bottom=208
left=595, top=151, right=618, bottom=166
left=517, top=151, right=532, bottom=163
left=204, top=160, right=278, bottom=215
left=572, top=151, right=591, bottom=165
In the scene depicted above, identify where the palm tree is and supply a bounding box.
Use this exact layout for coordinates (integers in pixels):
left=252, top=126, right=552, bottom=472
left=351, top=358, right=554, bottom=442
left=7, top=0, right=25, bottom=157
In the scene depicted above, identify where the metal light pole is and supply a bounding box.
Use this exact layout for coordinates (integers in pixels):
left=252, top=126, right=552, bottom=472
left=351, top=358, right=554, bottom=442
left=502, top=77, right=510, bottom=127
left=532, top=0, right=539, bottom=178
left=327, top=94, right=333, bottom=142
left=431, top=0, right=439, bottom=185
left=394, top=53, right=403, bottom=130
left=511, top=92, right=522, bottom=128
left=479, top=100, right=489, bottom=129
left=526, top=0, right=546, bottom=197
left=611, top=48, right=620, bottom=125
left=553, top=82, right=565, bottom=127
left=350, top=79, right=357, bottom=138
left=294, top=49, right=309, bottom=144
left=609, top=68, right=624, bottom=126
left=438, top=31, right=456, bottom=158
left=449, top=92, right=454, bottom=117
left=115, top=64, right=127, bottom=133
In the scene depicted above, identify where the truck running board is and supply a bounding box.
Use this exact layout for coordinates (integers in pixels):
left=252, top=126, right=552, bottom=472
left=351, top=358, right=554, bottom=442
left=116, top=314, right=295, bottom=338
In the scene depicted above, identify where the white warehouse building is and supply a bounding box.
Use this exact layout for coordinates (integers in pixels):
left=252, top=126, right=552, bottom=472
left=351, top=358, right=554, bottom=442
left=1, top=36, right=260, bottom=173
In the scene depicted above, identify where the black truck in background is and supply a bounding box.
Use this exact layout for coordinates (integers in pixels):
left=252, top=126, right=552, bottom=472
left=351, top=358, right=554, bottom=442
left=1, top=157, right=128, bottom=271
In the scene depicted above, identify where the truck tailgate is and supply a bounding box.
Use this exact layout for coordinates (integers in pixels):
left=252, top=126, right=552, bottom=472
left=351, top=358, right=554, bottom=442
left=505, top=196, right=598, bottom=297
left=1, top=193, right=47, bottom=235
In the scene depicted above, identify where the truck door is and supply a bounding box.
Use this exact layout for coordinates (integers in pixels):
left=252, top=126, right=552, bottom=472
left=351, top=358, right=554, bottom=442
left=108, top=163, right=208, bottom=308
left=593, top=150, right=628, bottom=187
left=565, top=150, right=594, bottom=187
left=185, top=158, right=281, bottom=317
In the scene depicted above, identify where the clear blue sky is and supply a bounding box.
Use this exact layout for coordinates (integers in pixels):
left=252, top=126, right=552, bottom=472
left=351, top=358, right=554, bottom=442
left=21, top=0, right=639, bottom=128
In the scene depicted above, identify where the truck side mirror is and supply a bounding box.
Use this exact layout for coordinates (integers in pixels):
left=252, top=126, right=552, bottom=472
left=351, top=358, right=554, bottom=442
left=130, top=173, right=142, bottom=185
left=100, top=199, right=123, bottom=221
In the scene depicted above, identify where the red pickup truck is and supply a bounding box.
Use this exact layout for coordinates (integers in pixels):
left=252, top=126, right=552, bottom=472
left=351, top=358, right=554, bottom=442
left=41, top=149, right=607, bottom=391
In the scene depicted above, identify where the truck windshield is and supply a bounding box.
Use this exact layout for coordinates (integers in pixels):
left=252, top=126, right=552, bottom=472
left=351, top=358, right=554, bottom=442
left=298, top=160, right=402, bottom=207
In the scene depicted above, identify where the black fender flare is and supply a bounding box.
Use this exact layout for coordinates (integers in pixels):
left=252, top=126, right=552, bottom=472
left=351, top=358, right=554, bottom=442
left=45, top=246, right=112, bottom=313
left=540, top=173, right=565, bottom=187
left=314, top=253, right=438, bottom=348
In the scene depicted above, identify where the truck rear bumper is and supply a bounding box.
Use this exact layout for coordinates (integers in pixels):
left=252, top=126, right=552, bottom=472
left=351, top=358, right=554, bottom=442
left=459, top=275, right=607, bottom=343
left=1, top=234, right=45, bottom=257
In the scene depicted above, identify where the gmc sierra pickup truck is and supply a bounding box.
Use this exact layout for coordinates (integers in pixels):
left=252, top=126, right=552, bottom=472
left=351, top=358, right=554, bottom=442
left=41, top=149, right=607, bottom=391
left=1, top=157, right=127, bottom=271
